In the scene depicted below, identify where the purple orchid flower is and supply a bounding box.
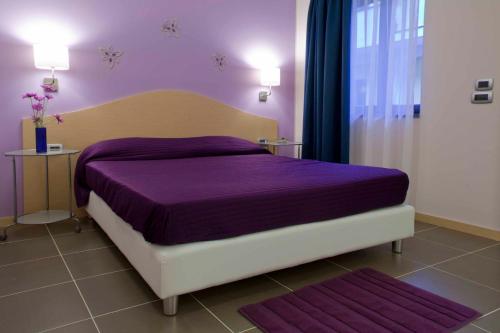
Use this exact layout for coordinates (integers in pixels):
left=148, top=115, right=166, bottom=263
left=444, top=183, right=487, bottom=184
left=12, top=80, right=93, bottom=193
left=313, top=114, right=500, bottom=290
left=24, top=88, right=56, bottom=127
left=41, top=84, right=56, bottom=93
left=22, top=92, right=37, bottom=99
left=53, top=114, right=64, bottom=124
left=32, top=102, right=44, bottom=111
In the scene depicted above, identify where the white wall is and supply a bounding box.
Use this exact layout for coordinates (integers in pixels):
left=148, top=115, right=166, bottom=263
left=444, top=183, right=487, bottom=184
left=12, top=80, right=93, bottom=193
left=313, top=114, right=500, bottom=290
left=294, top=0, right=310, bottom=141
left=294, top=0, right=500, bottom=232
left=415, top=0, right=500, bottom=231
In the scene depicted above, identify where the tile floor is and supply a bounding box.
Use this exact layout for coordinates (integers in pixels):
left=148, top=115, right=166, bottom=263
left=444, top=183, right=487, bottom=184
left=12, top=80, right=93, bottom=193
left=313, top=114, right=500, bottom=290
left=0, top=219, right=498, bottom=333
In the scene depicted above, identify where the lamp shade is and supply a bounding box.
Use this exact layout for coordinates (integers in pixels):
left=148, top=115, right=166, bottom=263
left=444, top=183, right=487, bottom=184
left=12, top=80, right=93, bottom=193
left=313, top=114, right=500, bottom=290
left=260, top=67, right=280, bottom=86
left=33, top=44, right=69, bottom=70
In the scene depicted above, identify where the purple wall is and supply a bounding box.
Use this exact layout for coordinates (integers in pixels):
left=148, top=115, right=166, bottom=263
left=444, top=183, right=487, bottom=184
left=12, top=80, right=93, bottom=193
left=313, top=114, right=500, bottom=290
left=0, top=0, right=296, bottom=217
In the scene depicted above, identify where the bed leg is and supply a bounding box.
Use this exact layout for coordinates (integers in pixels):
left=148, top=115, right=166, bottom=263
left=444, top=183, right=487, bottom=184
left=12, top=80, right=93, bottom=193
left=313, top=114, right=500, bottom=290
left=163, top=296, right=179, bottom=316
left=392, top=240, right=403, bottom=254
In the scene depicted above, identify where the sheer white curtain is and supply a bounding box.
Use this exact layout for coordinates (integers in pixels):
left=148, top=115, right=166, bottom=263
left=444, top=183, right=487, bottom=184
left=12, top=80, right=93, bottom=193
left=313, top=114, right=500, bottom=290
left=350, top=0, right=425, bottom=176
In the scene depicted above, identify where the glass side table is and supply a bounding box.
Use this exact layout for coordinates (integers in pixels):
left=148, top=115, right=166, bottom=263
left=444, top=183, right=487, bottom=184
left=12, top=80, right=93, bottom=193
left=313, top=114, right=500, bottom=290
left=1, top=149, right=82, bottom=241
left=260, top=141, right=303, bottom=159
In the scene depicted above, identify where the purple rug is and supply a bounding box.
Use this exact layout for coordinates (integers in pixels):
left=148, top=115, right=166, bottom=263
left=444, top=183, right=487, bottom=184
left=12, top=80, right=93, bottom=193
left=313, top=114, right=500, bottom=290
left=239, top=268, right=481, bottom=333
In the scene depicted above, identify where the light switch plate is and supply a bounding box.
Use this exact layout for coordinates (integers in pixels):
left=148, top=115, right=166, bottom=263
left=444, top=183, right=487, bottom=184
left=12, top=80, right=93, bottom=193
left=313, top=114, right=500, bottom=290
left=471, top=91, right=493, bottom=104
left=475, top=78, right=494, bottom=91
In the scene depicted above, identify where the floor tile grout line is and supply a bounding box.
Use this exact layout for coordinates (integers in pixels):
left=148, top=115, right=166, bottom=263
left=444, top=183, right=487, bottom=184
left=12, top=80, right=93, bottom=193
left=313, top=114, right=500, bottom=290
left=428, top=242, right=500, bottom=273
left=0, top=254, right=61, bottom=269
left=62, top=245, right=116, bottom=256
left=44, top=225, right=102, bottom=333
left=0, top=267, right=132, bottom=299
left=49, top=227, right=97, bottom=238
left=478, top=307, right=500, bottom=319
left=396, top=242, right=500, bottom=279
left=0, top=227, right=97, bottom=246
left=464, top=242, right=500, bottom=255
left=473, top=252, right=500, bottom=264
left=74, top=268, right=133, bottom=281
left=38, top=300, right=162, bottom=333
left=322, top=235, right=445, bottom=271
left=414, top=227, right=499, bottom=253
left=413, top=234, right=474, bottom=253
left=239, top=327, right=257, bottom=333
left=414, top=226, right=439, bottom=234
left=93, top=299, right=159, bottom=318
left=36, top=317, right=92, bottom=333
left=0, top=235, right=51, bottom=245
left=52, top=227, right=100, bottom=238
left=264, top=274, right=293, bottom=292
left=395, top=266, right=430, bottom=279
left=407, top=235, right=469, bottom=254
left=0, top=280, right=74, bottom=300
left=471, top=323, right=492, bottom=333
left=0, top=244, right=116, bottom=270
left=396, top=225, right=496, bottom=262
left=324, top=243, right=428, bottom=274
left=432, top=267, right=500, bottom=293
left=324, top=259, right=352, bottom=272
left=190, top=293, right=235, bottom=333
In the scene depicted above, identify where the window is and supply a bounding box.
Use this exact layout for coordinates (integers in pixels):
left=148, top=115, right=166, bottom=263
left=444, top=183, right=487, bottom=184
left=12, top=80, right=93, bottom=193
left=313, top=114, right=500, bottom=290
left=351, top=0, right=425, bottom=119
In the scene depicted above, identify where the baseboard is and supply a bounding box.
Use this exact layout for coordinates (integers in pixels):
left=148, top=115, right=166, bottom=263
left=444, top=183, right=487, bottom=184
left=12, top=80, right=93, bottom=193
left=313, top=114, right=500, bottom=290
left=416, top=212, right=500, bottom=241
left=0, top=216, right=14, bottom=227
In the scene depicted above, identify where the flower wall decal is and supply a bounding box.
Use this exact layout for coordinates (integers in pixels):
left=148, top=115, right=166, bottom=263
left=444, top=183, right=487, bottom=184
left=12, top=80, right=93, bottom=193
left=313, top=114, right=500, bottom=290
left=161, top=18, right=180, bottom=37
left=213, top=53, right=226, bottom=71
left=99, top=46, right=124, bottom=69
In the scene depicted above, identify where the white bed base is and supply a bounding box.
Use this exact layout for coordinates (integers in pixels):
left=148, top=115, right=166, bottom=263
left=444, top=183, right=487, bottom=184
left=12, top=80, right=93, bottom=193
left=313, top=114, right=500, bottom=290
left=86, top=191, right=415, bottom=315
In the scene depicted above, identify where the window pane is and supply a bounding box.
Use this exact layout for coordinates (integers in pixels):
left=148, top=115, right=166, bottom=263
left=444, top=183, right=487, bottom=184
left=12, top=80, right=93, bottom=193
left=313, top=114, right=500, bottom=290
left=418, top=0, right=425, bottom=27
left=351, top=0, right=426, bottom=119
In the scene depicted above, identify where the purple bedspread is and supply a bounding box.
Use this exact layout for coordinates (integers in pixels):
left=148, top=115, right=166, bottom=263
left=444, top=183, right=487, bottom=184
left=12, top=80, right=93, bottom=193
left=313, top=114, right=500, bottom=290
left=75, top=137, right=409, bottom=245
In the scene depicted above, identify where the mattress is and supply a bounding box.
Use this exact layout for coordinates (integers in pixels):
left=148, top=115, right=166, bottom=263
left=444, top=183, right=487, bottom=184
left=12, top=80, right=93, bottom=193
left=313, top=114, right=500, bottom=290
left=75, top=137, right=409, bottom=245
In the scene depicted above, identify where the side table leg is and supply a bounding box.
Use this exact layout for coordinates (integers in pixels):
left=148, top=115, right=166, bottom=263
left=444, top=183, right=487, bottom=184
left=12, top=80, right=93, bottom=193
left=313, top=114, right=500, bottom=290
left=45, top=155, right=50, bottom=210
left=0, top=224, right=15, bottom=242
left=2, top=157, right=18, bottom=241
left=67, top=155, right=81, bottom=234
left=72, top=217, right=82, bottom=233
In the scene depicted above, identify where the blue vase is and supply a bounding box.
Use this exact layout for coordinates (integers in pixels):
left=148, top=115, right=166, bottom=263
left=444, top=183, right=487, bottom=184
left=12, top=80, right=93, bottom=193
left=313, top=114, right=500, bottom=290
left=35, top=127, right=47, bottom=153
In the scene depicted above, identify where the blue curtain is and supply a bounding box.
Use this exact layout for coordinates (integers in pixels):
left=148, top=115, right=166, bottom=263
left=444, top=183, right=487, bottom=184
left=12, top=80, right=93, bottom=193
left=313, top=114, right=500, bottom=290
left=302, top=0, right=351, bottom=163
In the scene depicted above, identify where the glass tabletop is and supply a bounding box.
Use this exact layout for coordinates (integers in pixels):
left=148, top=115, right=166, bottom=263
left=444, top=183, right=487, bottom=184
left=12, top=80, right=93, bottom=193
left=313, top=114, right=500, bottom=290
left=5, top=149, right=80, bottom=156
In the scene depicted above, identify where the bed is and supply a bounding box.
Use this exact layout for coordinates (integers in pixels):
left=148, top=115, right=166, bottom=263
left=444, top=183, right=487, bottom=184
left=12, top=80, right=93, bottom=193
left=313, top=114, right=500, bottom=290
left=75, top=136, right=415, bottom=315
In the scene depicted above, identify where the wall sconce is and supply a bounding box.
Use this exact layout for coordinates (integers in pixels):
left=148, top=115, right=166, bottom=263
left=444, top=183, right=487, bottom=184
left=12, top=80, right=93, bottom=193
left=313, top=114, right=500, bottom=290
left=259, top=67, right=280, bottom=102
left=33, top=44, right=70, bottom=92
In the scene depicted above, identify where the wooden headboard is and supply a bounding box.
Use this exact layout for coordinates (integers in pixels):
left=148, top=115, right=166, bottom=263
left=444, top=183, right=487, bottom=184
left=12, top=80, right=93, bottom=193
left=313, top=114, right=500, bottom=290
left=22, top=90, right=278, bottom=214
